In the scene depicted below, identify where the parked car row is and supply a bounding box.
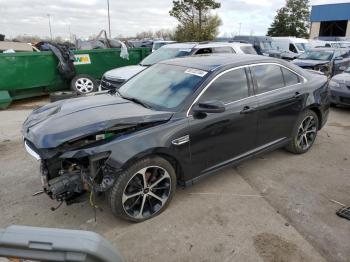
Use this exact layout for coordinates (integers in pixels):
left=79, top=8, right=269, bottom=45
left=100, top=41, right=257, bottom=90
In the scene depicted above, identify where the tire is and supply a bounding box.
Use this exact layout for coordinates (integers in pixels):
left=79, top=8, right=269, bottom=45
left=50, top=91, right=78, bottom=102
left=285, top=110, right=319, bottom=154
left=108, top=156, right=177, bottom=222
left=70, top=74, right=97, bottom=94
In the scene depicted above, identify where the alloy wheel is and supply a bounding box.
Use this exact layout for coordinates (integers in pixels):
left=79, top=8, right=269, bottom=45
left=296, top=115, right=317, bottom=150
left=122, top=166, right=172, bottom=219
left=75, top=78, right=94, bottom=93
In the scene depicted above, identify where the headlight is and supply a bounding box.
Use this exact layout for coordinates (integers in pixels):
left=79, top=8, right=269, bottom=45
left=329, top=80, right=342, bottom=89
left=314, top=64, right=330, bottom=73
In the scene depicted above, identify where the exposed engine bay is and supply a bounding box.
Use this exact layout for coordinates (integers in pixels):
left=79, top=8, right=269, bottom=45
left=40, top=152, right=115, bottom=205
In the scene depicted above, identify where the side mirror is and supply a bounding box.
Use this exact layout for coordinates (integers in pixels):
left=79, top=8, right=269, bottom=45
left=192, top=100, right=226, bottom=115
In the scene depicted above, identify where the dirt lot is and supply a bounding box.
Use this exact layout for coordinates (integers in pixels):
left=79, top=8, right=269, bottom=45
left=0, top=98, right=349, bottom=262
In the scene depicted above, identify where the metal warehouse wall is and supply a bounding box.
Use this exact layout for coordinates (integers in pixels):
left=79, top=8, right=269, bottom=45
left=311, top=3, right=350, bottom=22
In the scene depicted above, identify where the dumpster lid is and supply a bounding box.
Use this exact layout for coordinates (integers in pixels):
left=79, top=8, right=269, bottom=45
left=0, top=41, right=34, bottom=52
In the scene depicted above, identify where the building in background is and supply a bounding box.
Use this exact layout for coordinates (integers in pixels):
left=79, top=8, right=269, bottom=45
left=310, top=2, right=350, bottom=39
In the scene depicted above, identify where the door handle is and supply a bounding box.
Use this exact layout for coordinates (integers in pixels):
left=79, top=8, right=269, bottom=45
left=240, top=106, right=256, bottom=114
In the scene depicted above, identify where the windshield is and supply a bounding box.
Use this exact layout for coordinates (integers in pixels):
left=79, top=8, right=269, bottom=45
left=295, top=43, right=311, bottom=52
left=119, top=64, right=206, bottom=111
left=298, top=50, right=333, bottom=61
left=140, top=47, right=192, bottom=66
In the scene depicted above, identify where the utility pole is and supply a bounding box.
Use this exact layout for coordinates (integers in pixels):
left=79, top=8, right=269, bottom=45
left=68, top=25, right=72, bottom=43
left=107, top=0, right=111, bottom=38
left=47, top=14, right=53, bottom=40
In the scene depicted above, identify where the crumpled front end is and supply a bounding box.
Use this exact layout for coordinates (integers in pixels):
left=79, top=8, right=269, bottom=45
left=22, top=94, right=172, bottom=206
left=293, top=60, right=332, bottom=76
left=24, top=118, right=169, bottom=205
left=38, top=150, right=114, bottom=205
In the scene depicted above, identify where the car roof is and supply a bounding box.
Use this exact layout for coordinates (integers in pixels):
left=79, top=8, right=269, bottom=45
left=194, top=42, right=252, bottom=48
left=272, top=37, right=309, bottom=43
left=162, top=43, right=197, bottom=49
left=153, top=40, right=176, bottom=44
left=233, top=35, right=273, bottom=41
left=161, top=41, right=253, bottom=50
left=159, top=54, right=278, bottom=72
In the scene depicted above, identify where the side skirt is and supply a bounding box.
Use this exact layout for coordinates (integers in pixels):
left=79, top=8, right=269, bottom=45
left=183, top=138, right=290, bottom=187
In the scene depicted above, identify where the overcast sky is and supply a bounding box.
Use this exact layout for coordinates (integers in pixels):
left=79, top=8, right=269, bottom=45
left=0, top=0, right=350, bottom=39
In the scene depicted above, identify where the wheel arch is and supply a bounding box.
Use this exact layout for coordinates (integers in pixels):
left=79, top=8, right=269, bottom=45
left=306, top=105, right=323, bottom=130
left=118, top=148, right=185, bottom=182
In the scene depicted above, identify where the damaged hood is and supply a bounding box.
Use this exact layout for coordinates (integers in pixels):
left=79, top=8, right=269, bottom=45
left=104, top=65, right=147, bottom=81
left=331, top=72, right=350, bottom=84
left=22, top=94, right=173, bottom=149
left=292, top=59, right=329, bottom=68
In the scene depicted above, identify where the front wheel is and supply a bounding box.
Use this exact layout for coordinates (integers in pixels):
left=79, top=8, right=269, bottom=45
left=286, top=110, right=319, bottom=154
left=70, top=74, right=97, bottom=94
left=108, top=156, right=177, bottom=222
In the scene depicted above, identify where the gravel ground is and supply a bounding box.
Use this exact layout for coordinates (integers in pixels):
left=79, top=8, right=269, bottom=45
left=0, top=99, right=349, bottom=262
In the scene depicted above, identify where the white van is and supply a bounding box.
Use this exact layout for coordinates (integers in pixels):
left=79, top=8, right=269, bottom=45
left=272, top=37, right=310, bottom=55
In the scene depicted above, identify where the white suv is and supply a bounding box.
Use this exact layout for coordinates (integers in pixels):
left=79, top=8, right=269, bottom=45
left=100, top=42, right=257, bottom=90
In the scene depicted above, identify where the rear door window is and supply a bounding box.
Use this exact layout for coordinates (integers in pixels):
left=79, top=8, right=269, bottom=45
left=194, top=48, right=213, bottom=54
left=195, top=46, right=234, bottom=55
left=212, top=46, right=234, bottom=53
left=252, top=64, right=285, bottom=94
left=199, top=68, right=249, bottom=103
left=281, top=68, right=300, bottom=86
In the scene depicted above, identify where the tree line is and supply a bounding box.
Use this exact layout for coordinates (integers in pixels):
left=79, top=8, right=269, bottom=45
left=7, top=0, right=311, bottom=43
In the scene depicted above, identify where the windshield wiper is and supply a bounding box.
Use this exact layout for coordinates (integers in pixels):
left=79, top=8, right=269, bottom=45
left=109, top=90, right=151, bottom=109
left=108, top=88, right=123, bottom=97
left=122, top=96, right=152, bottom=109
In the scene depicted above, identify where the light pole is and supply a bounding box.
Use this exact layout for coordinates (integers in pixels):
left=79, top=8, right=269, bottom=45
left=238, top=23, right=242, bottom=35
left=107, top=0, right=111, bottom=38
left=47, top=14, right=53, bottom=40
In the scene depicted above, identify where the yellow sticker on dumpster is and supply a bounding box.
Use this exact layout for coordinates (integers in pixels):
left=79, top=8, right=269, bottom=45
left=74, top=54, right=91, bottom=65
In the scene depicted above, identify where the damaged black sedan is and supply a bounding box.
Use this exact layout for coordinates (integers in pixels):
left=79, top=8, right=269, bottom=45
left=23, top=55, right=330, bottom=222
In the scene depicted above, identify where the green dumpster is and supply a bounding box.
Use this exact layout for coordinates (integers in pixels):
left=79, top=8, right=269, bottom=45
left=0, top=47, right=150, bottom=109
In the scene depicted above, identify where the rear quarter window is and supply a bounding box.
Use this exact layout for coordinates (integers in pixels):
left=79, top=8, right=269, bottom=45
left=281, top=67, right=300, bottom=86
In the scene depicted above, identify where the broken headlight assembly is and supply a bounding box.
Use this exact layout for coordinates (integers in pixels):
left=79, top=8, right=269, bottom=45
left=41, top=152, right=115, bottom=206
left=313, top=63, right=331, bottom=75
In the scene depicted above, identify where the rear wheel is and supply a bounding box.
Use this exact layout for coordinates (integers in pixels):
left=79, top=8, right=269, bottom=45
left=108, top=156, right=176, bottom=222
left=286, top=110, right=319, bottom=154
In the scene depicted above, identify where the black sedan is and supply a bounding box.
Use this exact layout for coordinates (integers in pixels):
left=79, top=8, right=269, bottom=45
left=329, top=66, right=350, bottom=106
left=292, top=48, right=350, bottom=76
left=22, top=55, right=330, bottom=222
